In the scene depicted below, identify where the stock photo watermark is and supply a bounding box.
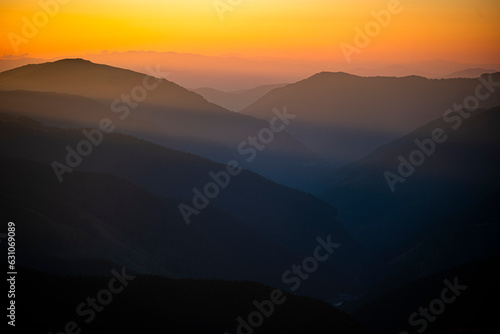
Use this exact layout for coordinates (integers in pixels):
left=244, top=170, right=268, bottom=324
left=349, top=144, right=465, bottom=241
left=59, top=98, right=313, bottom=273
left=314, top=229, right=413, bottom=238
left=8, top=0, right=72, bottom=54
left=213, top=0, right=244, bottom=21
left=51, top=65, right=168, bottom=183
left=384, top=74, right=500, bottom=192
left=399, top=276, right=467, bottom=334
left=5, top=222, right=16, bottom=327
left=178, top=106, right=296, bottom=225
left=340, top=0, right=410, bottom=63
left=225, top=235, right=341, bottom=334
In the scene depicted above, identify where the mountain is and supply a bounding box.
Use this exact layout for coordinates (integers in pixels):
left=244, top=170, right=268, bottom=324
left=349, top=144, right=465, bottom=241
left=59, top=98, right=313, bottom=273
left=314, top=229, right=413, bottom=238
left=192, top=83, right=287, bottom=111
left=242, top=72, right=500, bottom=171
left=3, top=54, right=499, bottom=89
left=349, top=65, right=433, bottom=78
left=313, top=106, right=500, bottom=277
left=444, top=68, right=498, bottom=79
left=349, top=60, right=498, bottom=79
left=352, top=256, right=500, bottom=334
left=0, top=113, right=367, bottom=298
left=2, top=156, right=303, bottom=280
left=408, top=59, right=494, bottom=78
left=80, top=51, right=324, bottom=91
left=0, top=57, right=45, bottom=72
left=0, top=59, right=327, bottom=189
left=5, top=267, right=367, bottom=333
left=0, top=58, right=210, bottom=106
left=0, top=90, right=158, bottom=131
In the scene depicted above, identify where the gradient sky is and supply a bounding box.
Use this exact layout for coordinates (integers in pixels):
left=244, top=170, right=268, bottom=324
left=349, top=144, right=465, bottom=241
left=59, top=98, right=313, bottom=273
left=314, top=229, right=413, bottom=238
left=1, top=0, right=499, bottom=64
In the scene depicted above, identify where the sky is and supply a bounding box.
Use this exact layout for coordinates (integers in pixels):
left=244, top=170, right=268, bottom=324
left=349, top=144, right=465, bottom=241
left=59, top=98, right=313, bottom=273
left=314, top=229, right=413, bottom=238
left=1, top=0, right=499, bottom=65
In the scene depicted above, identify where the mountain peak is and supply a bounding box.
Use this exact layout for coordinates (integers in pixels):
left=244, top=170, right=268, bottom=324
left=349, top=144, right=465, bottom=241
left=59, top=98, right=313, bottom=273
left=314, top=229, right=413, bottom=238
left=49, top=58, right=96, bottom=67
left=54, top=58, right=92, bottom=63
left=310, top=71, right=359, bottom=79
left=299, top=71, right=360, bottom=85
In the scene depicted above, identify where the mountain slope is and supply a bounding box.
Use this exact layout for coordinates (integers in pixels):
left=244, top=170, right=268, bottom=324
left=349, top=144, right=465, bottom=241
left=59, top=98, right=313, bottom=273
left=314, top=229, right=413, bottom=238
left=192, top=83, right=287, bottom=111
left=2, top=157, right=307, bottom=282
left=444, top=68, right=498, bottom=78
left=313, top=106, right=500, bottom=271
left=5, top=267, right=367, bottom=334
left=352, top=257, right=500, bottom=334
left=0, top=59, right=325, bottom=189
left=0, top=90, right=159, bottom=132
left=0, top=114, right=367, bottom=297
left=242, top=72, right=500, bottom=170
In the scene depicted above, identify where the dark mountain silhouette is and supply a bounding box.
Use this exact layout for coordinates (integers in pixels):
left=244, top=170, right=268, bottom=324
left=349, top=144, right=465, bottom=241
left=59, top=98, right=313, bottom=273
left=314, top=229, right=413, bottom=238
left=0, top=114, right=367, bottom=298
left=0, top=156, right=307, bottom=285
left=242, top=72, right=500, bottom=173
left=313, top=106, right=500, bottom=288
left=0, top=59, right=326, bottom=189
left=352, top=256, right=500, bottom=334
left=192, top=83, right=287, bottom=111
left=3, top=267, right=367, bottom=333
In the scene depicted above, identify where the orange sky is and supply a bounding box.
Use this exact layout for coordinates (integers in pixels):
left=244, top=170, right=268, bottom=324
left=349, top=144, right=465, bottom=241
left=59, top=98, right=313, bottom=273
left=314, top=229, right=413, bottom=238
left=1, top=0, right=499, bottom=64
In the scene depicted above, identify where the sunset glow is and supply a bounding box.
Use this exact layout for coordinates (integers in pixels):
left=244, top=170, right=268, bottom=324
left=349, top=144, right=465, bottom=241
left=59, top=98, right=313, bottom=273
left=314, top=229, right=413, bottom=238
left=1, top=0, right=499, bottom=64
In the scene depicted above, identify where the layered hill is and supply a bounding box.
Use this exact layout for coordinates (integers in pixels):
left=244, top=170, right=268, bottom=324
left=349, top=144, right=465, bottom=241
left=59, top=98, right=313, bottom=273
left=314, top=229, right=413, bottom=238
left=313, top=106, right=500, bottom=283
left=193, top=83, right=287, bottom=111
left=0, top=59, right=326, bottom=189
left=0, top=114, right=366, bottom=298
left=242, top=72, right=500, bottom=172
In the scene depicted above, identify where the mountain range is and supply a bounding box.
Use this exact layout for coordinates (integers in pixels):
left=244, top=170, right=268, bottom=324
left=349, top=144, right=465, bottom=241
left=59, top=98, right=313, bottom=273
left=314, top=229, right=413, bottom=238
left=1, top=58, right=499, bottom=333
left=0, top=58, right=327, bottom=189
left=0, top=113, right=366, bottom=299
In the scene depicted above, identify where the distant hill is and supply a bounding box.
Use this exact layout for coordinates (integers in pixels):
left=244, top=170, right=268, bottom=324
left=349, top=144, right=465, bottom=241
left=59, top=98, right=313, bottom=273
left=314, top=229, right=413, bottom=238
left=192, top=83, right=287, bottom=111
left=349, top=64, right=433, bottom=78
left=444, top=68, right=498, bottom=78
left=242, top=71, right=500, bottom=171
